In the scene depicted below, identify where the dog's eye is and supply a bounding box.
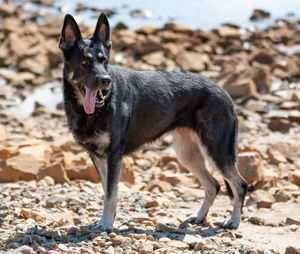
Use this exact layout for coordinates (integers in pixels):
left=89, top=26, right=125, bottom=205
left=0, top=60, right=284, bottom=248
left=100, top=57, right=108, bottom=64
left=81, top=59, right=89, bottom=67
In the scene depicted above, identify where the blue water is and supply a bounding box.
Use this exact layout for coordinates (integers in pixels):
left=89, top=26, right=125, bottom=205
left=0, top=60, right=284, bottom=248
left=54, top=0, right=300, bottom=30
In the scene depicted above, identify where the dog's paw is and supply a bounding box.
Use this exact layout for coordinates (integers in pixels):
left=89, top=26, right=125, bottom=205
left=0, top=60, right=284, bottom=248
left=179, top=216, right=205, bottom=228
left=92, top=223, right=113, bottom=233
left=221, top=218, right=240, bottom=229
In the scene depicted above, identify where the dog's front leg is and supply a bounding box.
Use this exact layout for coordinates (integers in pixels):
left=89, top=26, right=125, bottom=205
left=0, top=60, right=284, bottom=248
left=93, top=148, right=123, bottom=232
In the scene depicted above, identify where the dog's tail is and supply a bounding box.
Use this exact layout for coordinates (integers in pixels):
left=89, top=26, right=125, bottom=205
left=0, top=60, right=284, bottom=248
left=225, top=114, right=238, bottom=199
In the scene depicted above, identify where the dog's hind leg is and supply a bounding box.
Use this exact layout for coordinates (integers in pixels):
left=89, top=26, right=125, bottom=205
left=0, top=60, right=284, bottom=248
left=173, top=128, right=220, bottom=226
left=195, top=106, right=248, bottom=229
left=90, top=154, right=107, bottom=191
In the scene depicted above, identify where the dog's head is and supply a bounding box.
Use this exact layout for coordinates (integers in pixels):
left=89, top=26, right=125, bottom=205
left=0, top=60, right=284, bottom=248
left=59, top=13, right=112, bottom=114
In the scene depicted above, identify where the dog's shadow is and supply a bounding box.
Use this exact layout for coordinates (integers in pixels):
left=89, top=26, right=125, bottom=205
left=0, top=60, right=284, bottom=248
left=4, top=222, right=226, bottom=251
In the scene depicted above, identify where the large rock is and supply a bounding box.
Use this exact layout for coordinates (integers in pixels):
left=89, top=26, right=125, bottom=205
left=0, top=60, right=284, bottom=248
left=267, top=147, right=287, bottom=164
left=175, top=51, right=210, bottom=72
left=142, top=51, right=165, bottom=66
left=251, top=50, right=274, bottom=65
left=38, top=163, right=70, bottom=183
left=66, top=165, right=100, bottom=183
left=250, top=9, right=270, bottom=21
left=0, top=125, right=7, bottom=141
left=0, top=154, right=42, bottom=182
left=290, top=170, right=300, bottom=186
left=214, top=27, right=240, bottom=38
left=136, top=25, right=158, bottom=35
left=18, top=54, right=49, bottom=75
left=268, top=118, right=291, bottom=133
left=238, top=151, right=264, bottom=185
left=121, top=157, right=135, bottom=185
left=224, top=79, right=257, bottom=98
left=0, top=3, right=16, bottom=16
left=135, top=35, right=163, bottom=55
left=164, top=23, right=192, bottom=34
left=242, top=67, right=272, bottom=92
left=247, top=189, right=276, bottom=208
left=0, top=146, right=18, bottom=160
left=19, top=142, right=52, bottom=168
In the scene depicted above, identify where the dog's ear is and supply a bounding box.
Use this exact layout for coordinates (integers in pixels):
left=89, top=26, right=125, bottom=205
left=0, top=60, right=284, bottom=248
left=59, top=14, right=82, bottom=50
left=92, top=13, right=111, bottom=48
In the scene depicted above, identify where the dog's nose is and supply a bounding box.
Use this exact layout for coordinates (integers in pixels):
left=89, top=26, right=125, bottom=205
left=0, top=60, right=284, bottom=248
left=98, top=76, right=111, bottom=87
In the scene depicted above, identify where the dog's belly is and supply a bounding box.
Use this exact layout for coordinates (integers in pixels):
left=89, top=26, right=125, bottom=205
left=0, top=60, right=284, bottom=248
left=74, top=131, right=110, bottom=156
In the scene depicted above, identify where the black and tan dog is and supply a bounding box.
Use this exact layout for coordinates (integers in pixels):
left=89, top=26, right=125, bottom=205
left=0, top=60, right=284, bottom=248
left=59, top=13, right=248, bottom=232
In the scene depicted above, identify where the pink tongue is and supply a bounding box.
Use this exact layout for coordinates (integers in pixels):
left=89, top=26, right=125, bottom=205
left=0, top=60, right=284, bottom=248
left=83, top=87, right=97, bottom=114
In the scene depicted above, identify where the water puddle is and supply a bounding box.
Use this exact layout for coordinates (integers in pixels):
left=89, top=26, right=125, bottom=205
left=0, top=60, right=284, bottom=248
left=6, top=82, right=63, bottom=118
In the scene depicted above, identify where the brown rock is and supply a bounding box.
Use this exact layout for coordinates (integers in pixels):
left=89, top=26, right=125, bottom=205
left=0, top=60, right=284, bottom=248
left=66, top=165, right=100, bottom=182
left=61, top=151, right=86, bottom=168
left=291, top=170, right=300, bottom=186
left=135, top=35, right=163, bottom=55
left=248, top=216, right=265, bottom=225
left=0, top=3, right=16, bottom=16
left=268, top=118, right=291, bottom=133
left=238, top=151, right=264, bottom=185
left=285, top=217, right=300, bottom=226
left=142, top=51, right=165, bottom=66
left=267, top=148, right=287, bottom=164
left=144, top=197, right=160, bottom=208
left=21, top=208, right=46, bottom=223
left=289, top=111, right=300, bottom=123
left=288, top=89, right=300, bottom=102
left=250, top=9, right=270, bottom=21
left=268, top=142, right=300, bottom=166
left=254, top=169, right=278, bottom=189
left=251, top=51, right=274, bottom=65
left=214, top=27, right=240, bottom=38
left=248, top=189, right=276, bottom=208
left=18, top=54, right=49, bottom=75
left=0, top=147, right=18, bottom=160
left=14, top=246, right=35, bottom=254
left=0, top=125, right=7, bottom=141
left=113, top=29, right=137, bottom=50
left=38, top=163, right=70, bottom=183
left=285, top=246, right=300, bottom=254
left=242, top=67, right=272, bottom=92
left=19, top=143, right=52, bottom=168
left=224, top=79, right=257, bottom=98
left=194, top=241, right=217, bottom=251
left=175, top=51, right=210, bottom=72
left=147, top=179, right=173, bottom=192
left=164, top=23, right=192, bottom=34
left=121, top=157, right=135, bottom=185
left=136, top=25, right=158, bottom=35
left=111, top=235, right=124, bottom=246
left=0, top=154, right=42, bottom=182
left=274, top=190, right=291, bottom=202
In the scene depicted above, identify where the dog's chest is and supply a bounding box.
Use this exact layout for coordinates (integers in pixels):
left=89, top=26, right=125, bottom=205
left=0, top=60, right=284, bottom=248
left=74, top=130, right=110, bottom=156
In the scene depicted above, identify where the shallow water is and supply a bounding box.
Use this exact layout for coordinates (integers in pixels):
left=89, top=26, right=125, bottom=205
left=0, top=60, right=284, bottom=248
left=7, top=82, right=63, bottom=118
left=53, top=0, right=299, bottom=30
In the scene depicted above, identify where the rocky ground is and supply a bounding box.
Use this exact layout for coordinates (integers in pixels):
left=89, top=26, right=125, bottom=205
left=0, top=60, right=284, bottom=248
left=0, top=1, right=300, bottom=253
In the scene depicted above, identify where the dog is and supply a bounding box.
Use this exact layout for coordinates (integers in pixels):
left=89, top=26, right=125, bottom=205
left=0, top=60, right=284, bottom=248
left=58, top=13, right=248, bottom=232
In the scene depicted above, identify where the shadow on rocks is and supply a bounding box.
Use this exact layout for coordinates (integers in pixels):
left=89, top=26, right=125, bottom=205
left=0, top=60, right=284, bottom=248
left=4, top=221, right=225, bottom=251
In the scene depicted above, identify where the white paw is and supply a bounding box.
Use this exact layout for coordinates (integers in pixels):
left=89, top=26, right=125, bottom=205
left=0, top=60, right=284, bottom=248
left=92, top=222, right=113, bottom=233
left=92, top=217, right=114, bottom=233
left=221, top=218, right=240, bottom=229
left=179, top=216, right=206, bottom=228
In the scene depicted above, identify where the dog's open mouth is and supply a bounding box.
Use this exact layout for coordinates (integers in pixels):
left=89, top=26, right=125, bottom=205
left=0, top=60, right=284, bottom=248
left=80, top=85, right=108, bottom=114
